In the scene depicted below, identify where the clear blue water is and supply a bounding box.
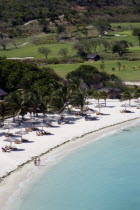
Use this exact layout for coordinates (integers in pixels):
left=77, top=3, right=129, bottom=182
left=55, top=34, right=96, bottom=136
left=14, top=124, right=140, bottom=210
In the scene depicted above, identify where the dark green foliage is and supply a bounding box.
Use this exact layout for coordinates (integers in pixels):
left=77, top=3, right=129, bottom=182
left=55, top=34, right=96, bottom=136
left=38, top=47, right=51, bottom=59
left=66, top=65, right=121, bottom=90
left=94, top=20, right=112, bottom=36
left=132, top=28, right=140, bottom=45
left=112, top=40, right=129, bottom=57
left=0, top=0, right=140, bottom=27
left=0, top=57, right=62, bottom=95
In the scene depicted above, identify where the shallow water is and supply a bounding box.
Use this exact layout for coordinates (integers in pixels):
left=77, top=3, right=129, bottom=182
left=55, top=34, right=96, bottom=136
left=11, top=124, right=140, bottom=210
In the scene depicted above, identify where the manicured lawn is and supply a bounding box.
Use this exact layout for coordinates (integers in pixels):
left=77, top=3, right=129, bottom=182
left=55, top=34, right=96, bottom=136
left=0, top=41, right=76, bottom=59
left=111, top=22, right=140, bottom=28
left=45, top=60, right=140, bottom=81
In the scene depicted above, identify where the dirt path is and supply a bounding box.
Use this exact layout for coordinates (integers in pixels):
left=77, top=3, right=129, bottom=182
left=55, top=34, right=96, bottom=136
left=124, top=81, right=140, bottom=86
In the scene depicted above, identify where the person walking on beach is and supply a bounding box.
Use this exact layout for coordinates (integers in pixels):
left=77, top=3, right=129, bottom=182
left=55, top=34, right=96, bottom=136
left=38, top=157, right=41, bottom=166
left=34, top=157, right=37, bottom=166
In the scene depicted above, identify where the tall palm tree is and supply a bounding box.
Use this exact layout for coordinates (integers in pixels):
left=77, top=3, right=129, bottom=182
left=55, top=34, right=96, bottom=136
left=5, top=89, right=27, bottom=120
left=0, top=101, right=10, bottom=125
left=25, top=91, right=39, bottom=118
left=121, top=89, right=134, bottom=105
left=100, top=91, right=108, bottom=107
left=70, top=90, right=86, bottom=114
left=93, top=91, right=101, bottom=105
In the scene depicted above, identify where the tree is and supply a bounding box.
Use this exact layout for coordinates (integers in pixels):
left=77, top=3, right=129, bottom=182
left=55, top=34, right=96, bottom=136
left=112, top=40, right=128, bottom=57
left=100, top=91, right=108, bottom=107
left=38, top=47, right=51, bottom=59
left=58, top=48, right=68, bottom=58
left=0, top=101, right=10, bottom=125
left=94, top=20, right=111, bottom=36
left=5, top=89, right=28, bottom=120
left=32, top=37, right=40, bottom=46
left=70, top=90, right=85, bottom=114
left=100, top=61, right=105, bottom=71
left=117, top=62, right=122, bottom=71
left=56, top=25, right=66, bottom=34
left=101, top=39, right=110, bottom=52
left=132, top=28, right=140, bottom=46
left=121, top=89, right=134, bottom=105
left=38, top=19, right=50, bottom=33
left=0, top=39, right=9, bottom=50
left=93, top=91, right=101, bottom=105
left=73, top=40, right=91, bottom=59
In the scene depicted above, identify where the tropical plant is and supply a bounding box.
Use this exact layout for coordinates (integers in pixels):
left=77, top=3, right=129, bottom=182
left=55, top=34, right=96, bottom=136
left=100, top=91, right=108, bottom=107
left=93, top=91, right=101, bottom=105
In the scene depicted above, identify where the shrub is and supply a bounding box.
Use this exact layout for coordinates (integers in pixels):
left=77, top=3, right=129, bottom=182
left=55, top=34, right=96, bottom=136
left=46, top=58, right=60, bottom=64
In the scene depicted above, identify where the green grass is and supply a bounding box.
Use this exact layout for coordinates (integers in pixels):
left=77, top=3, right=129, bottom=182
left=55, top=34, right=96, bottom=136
left=1, top=22, right=140, bottom=81
left=111, top=22, right=140, bottom=29
left=45, top=60, right=140, bottom=81
left=0, top=42, right=76, bottom=59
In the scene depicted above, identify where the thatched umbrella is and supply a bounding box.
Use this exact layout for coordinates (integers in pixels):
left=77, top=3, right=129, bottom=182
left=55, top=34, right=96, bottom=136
left=4, top=137, right=17, bottom=147
left=15, top=130, right=28, bottom=139
left=121, top=103, right=131, bottom=110
left=95, top=104, right=105, bottom=113
left=38, top=122, right=47, bottom=131
left=3, top=123, right=18, bottom=134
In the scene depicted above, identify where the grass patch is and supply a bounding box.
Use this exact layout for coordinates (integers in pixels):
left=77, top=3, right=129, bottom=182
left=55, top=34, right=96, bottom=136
left=0, top=42, right=76, bottom=59
left=45, top=60, right=140, bottom=81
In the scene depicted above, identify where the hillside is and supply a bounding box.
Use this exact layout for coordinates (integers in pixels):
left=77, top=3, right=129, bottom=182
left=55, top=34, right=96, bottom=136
left=0, top=0, right=140, bottom=26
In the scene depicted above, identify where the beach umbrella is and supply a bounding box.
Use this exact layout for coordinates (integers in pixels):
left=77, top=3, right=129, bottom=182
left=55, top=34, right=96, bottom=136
left=95, top=104, right=104, bottom=113
left=134, top=99, right=140, bottom=104
left=15, top=130, right=28, bottom=139
left=85, top=109, right=97, bottom=115
left=3, top=137, right=17, bottom=147
left=26, top=118, right=39, bottom=127
left=121, top=103, right=131, bottom=110
left=38, top=122, right=47, bottom=130
left=3, top=123, right=18, bottom=134
left=26, top=119, right=38, bottom=123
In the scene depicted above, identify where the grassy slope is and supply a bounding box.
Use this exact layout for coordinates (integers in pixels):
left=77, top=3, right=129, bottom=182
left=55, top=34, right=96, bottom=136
left=0, top=23, right=140, bottom=81
left=46, top=61, right=140, bottom=81
left=0, top=42, right=76, bottom=59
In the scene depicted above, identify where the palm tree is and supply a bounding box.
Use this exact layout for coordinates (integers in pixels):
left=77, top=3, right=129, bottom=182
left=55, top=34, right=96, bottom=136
left=70, top=90, right=86, bottom=114
left=100, top=91, right=108, bottom=107
left=39, top=95, right=51, bottom=117
left=5, top=89, right=27, bottom=120
left=0, top=101, right=9, bottom=125
left=25, top=91, right=39, bottom=118
left=93, top=91, right=101, bottom=105
left=121, top=89, right=134, bottom=105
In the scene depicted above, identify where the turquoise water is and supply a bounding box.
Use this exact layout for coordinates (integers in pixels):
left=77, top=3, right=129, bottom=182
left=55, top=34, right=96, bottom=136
left=13, top=124, right=140, bottom=210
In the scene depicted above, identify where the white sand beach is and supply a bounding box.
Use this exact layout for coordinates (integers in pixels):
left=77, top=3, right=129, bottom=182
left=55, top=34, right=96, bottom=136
left=0, top=98, right=140, bottom=209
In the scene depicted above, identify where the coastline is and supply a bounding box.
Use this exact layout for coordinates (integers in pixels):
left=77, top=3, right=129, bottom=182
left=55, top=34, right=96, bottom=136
left=1, top=116, right=140, bottom=210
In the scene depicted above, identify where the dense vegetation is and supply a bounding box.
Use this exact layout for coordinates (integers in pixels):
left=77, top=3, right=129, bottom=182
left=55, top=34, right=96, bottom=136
left=1, top=57, right=140, bottom=123
left=0, top=0, right=140, bottom=27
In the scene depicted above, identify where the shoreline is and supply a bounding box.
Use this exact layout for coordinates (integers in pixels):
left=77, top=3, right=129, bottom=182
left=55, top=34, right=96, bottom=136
left=1, top=116, right=140, bottom=210
left=0, top=116, right=139, bottom=182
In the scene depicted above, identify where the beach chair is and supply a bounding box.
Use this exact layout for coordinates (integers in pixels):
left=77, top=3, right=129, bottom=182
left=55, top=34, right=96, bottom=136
left=2, top=147, right=11, bottom=152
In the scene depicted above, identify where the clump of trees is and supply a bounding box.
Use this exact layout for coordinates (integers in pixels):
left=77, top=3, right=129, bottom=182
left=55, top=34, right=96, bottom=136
left=0, top=58, right=128, bottom=123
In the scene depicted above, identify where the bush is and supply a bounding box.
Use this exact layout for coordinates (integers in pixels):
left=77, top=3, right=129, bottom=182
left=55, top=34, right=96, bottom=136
left=46, top=58, right=60, bottom=64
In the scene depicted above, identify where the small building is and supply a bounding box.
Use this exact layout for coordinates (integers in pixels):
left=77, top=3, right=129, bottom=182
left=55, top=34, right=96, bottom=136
left=87, top=54, right=101, bottom=62
left=0, top=89, right=8, bottom=100
left=98, top=87, right=121, bottom=99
